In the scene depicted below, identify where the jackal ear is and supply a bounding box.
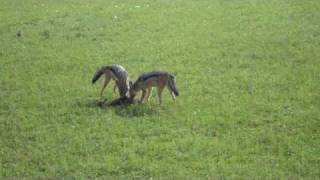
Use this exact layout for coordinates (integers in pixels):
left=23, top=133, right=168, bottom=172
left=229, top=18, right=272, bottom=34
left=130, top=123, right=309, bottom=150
left=129, top=81, right=133, bottom=87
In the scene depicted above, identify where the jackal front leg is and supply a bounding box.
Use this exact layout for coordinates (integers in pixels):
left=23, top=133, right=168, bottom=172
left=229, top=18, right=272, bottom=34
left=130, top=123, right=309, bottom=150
left=168, top=87, right=176, bottom=102
left=144, top=87, right=152, bottom=103
left=140, top=89, right=147, bottom=103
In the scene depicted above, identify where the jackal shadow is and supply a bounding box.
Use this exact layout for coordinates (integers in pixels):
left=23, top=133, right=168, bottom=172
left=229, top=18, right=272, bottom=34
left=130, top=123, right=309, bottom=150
left=113, top=104, right=160, bottom=118
left=82, top=98, right=159, bottom=117
left=84, top=98, right=108, bottom=109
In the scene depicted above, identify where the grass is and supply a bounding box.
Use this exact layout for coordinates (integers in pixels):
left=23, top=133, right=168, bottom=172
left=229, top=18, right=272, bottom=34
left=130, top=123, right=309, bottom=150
left=1, top=0, right=320, bottom=179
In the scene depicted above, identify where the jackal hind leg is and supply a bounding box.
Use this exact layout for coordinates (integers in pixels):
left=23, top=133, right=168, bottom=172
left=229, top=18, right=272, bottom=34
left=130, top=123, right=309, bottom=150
left=157, top=85, right=165, bottom=105
left=100, top=75, right=111, bottom=100
left=144, top=87, right=152, bottom=103
left=113, top=81, right=118, bottom=94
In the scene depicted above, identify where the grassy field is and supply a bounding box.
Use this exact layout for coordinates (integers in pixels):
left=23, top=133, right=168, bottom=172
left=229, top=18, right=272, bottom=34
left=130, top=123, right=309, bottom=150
left=1, top=0, right=320, bottom=179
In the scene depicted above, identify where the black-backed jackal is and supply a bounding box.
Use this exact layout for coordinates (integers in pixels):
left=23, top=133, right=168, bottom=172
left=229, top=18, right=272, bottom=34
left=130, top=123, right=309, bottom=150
left=129, top=71, right=179, bottom=104
left=92, top=64, right=130, bottom=99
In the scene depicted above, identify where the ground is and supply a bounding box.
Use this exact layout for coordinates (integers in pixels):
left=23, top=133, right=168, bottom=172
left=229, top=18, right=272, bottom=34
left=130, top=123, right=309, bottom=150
left=0, top=0, right=319, bottom=179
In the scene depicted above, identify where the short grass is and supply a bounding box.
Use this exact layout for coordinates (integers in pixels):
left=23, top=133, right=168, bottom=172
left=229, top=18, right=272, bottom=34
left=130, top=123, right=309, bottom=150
left=1, top=0, right=320, bottom=179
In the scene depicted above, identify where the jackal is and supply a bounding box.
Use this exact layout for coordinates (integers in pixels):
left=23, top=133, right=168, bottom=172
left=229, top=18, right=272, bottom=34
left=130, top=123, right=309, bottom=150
left=92, top=64, right=130, bottom=99
left=129, top=71, right=179, bottom=104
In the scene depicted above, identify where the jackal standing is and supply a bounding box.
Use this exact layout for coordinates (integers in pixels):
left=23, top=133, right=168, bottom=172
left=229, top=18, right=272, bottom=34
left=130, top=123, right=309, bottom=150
left=92, top=64, right=130, bottom=99
left=129, top=71, right=179, bottom=104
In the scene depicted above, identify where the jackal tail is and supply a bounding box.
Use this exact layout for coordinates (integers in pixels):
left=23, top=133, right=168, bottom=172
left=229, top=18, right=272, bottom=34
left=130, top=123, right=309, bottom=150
left=168, top=75, right=179, bottom=96
left=92, top=66, right=107, bottom=84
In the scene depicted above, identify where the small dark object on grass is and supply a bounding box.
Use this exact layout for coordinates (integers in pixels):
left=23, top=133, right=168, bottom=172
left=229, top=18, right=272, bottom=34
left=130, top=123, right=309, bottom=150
left=97, top=97, right=138, bottom=108
left=108, top=97, right=137, bottom=106
left=16, top=31, right=22, bottom=37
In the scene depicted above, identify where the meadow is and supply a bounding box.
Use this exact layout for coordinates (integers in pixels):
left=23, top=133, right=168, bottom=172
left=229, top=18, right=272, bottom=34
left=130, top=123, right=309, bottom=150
left=0, top=0, right=319, bottom=179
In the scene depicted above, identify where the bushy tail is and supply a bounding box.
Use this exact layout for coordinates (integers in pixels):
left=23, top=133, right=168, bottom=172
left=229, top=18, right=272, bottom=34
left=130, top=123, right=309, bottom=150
left=168, top=75, right=179, bottom=96
left=92, top=67, right=106, bottom=84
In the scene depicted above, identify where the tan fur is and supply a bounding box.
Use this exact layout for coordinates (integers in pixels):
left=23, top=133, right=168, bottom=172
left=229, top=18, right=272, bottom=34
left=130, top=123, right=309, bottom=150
left=92, top=65, right=130, bottom=100
left=99, top=70, right=118, bottom=99
left=130, top=73, right=178, bottom=104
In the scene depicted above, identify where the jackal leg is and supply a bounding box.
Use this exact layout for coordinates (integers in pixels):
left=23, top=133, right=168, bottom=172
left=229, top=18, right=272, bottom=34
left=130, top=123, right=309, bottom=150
left=140, top=89, right=147, bottom=103
left=113, top=81, right=118, bottom=94
left=144, top=87, right=152, bottom=103
left=157, top=85, right=165, bottom=105
left=168, top=87, right=176, bottom=102
left=100, top=75, right=111, bottom=99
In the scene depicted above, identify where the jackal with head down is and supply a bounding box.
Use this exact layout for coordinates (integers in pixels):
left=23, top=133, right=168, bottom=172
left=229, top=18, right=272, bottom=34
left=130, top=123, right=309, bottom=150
left=92, top=64, right=130, bottom=99
left=129, top=71, right=179, bottom=104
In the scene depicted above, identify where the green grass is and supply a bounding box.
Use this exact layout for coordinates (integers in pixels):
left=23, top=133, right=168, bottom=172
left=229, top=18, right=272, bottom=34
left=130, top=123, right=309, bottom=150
left=1, top=0, right=320, bottom=179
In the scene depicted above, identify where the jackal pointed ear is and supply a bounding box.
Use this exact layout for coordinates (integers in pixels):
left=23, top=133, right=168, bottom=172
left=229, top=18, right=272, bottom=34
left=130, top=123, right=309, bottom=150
left=129, top=81, right=133, bottom=87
